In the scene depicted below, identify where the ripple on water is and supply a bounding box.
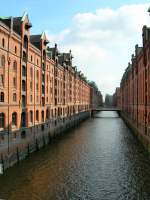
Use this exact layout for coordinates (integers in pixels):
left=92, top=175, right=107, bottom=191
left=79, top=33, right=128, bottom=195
left=1, top=112, right=150, bottom=199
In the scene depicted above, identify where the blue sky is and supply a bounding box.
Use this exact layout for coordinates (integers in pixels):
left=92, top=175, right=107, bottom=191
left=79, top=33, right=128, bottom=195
left=1, top=0, right=148, bottom=33
left=1, top=0, right=150, bottom=96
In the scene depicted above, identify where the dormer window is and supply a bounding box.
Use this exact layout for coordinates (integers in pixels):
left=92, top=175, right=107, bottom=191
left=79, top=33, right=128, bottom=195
left=25, top=22, right=32, bottom=30
left=44, top=39, right=49, bottom=46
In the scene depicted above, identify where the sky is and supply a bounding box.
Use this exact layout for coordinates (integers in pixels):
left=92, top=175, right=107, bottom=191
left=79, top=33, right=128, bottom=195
left=1, top=0, right=150, bottom=96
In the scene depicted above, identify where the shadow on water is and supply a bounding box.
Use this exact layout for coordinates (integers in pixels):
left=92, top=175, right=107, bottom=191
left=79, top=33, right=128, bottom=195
left=0, top=111, right=150, bottom=199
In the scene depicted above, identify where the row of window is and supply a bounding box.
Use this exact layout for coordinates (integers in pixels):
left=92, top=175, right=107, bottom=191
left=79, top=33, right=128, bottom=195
left=1, top=38, right=17, bottom=53
left=0, top=110, right=49, bottom=129
left=0, top=105, right=84, bottom=129
left=0, top=92, right=17, bottom=102
left=0, top=55, right=18, bottom=70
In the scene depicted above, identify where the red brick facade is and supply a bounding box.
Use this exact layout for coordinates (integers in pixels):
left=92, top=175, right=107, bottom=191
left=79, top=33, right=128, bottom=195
left=119, top=25, right=150, bottom=135
left=0, top=13, right=93, bottom=140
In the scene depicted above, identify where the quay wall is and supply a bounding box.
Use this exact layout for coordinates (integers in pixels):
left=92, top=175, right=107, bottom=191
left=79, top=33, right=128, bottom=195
left=0, top=111, right=90, bottom=173
left=121, top=112, right=150, bottom=154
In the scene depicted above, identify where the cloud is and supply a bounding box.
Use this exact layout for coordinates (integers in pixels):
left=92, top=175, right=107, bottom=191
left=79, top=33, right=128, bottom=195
left=47, top=3, right=150, bottom=96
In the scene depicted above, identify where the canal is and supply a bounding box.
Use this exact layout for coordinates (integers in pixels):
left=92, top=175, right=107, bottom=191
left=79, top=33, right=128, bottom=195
left=1, top=111, right=150, bottom=199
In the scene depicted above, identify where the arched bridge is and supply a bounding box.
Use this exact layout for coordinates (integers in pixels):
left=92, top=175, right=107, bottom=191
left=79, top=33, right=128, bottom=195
left=91, top=107, right=121, bottom=117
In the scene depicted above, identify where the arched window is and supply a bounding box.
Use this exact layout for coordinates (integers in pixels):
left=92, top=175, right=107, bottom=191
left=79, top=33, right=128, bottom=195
left=41, top=111, right=44, bottom=122
left=0, top=75, right=4, bottom=87
left=15, top=46, right=17, bottom=54
left=13, top=93, right=16, bottom=102
left=30, top=67, right=33, bottom=78
left=13, top=61, right=17, bottom=72
left=43, top=50, right=46, bottom=60
left=22, top=80, right=26, bottom=91
left=0, top=92, right=4, bottom=102
left=30, top=110, right=33, bottom=123
left=148, top=113, right=150, bottom=126
left=51, top=109, right=53, bottom=118
left=23, top=35, right=28, bottom=49
left=2, top=38, right=5, bottom=48
left=23, top=51, right=27, bottom=62
left=46, top=109, right=49, bottom=120
left=36, top=110, right=39, bottom=121
left=12, top=112, right=17, bottom=126
left=1, top=55, right=5, bottom=67
left=0, top=113, right=5, bottom=128
left=55, top=108, right=57, bottom=117
left=22, top=95, right=26, bottom=107
left=21, top=112, right=26, bottom=127
left=22, top=65, right=26, bottom=76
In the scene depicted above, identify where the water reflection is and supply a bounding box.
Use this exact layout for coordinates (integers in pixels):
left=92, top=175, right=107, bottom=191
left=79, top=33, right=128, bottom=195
left=0, top=111, right=150, bottom=199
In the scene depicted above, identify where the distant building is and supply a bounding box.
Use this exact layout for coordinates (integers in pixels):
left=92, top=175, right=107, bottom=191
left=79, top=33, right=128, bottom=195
left=90, top=87, right=103, bottom=109
left=113, top=87, right=120, bottom=108
left=104, top=94, right=114, bottom=107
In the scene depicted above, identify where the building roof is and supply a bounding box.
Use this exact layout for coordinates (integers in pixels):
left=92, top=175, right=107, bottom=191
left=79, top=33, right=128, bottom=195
left=30, top=35, right=42, bottom=49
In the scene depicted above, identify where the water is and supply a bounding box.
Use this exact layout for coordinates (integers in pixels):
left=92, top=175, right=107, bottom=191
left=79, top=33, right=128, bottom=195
left=0, top=111, right=150, bottom=200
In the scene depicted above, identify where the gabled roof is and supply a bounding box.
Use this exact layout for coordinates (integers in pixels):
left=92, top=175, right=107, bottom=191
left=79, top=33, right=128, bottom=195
left=30, top=35, right=41, bottom=49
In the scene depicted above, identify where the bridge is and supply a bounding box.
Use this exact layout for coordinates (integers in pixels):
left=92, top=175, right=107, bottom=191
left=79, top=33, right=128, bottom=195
left=91, top=107, right=121, bottom=117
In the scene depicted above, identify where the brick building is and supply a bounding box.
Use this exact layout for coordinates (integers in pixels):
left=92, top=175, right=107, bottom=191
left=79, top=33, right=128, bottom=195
left=113, top=87, right=121, bottom=108
left=0, top=13, right=92, bottom=145
left=119, top=24, right=150, bottom=136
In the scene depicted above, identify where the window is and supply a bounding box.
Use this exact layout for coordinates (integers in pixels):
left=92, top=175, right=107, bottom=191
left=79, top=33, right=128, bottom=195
left=36, top=95, right=38, bottom=102
left=22, top=95, right=26, bottom=107
left=30, top=95, right=32, bottom=102
left=22, top=80, right=26, bottom=91
left=30, top=81, right=32, bottom=91
left=42, top=74, right=45, bottom=82
left=15, top=46, right=17, bottom=54
left=37, top=59, right=38, bottom=65
left=2, top=38, right=5, bottom=48
left=0, top=75, right=4, bottom=87
left=12, top=112, right=17, bottom=126
left=13, top=93, right=16, bottom=102
left=36, top=70, right=39, bottom=79
left=30, top=110, right=33, bottom=123
left=0, top=113, right=5, bottom=128
left=22, top=65, right=26, bottom=76
left=31, top=55, right=33, bottom=62
left=1, top=55, right=5, bottom=67
left=42, top=97, right=44, bottom=106
left=46, top=109, right=49, bottom=120
left=0, top=92, right=4, bottom=102
left=23, top=35, right=28, bottom=49
left=36, top=83, right=38, bottom=91
left=13, top=61, right=17, bottom=72
left=23, top=51, right=27, bottom=62
left=42, top=85, right=45, bottom=94
left=30, top=67, right=33, bottom=78
left=13, top=77, right=16, bottom=88
left=21, top=112, right=26, bottom=127
left=41, top=111, right=44, bottom=122
left=36, top=110, right=39, bottom=121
